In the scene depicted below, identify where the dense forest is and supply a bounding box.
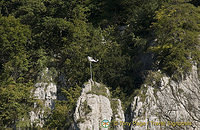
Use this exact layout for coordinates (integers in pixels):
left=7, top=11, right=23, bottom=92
left=0, top=0, right=200, bottom=128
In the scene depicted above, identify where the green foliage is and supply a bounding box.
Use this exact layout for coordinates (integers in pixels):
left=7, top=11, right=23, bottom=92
left=0, top=82, right=34, bottom=128
left=86, top=83, right=109, bottom=97
left=190, top=0, right=200, bottom=6
left=0, top=15, right=35, bottom=128
left=92, top=26, right=131, bottom=89
left=144, top=71, right=163, bottom=87
left=45, top=85, right=81, bottom=128
left=0, top=15, right=31, bottom=82
left=44, top=101, right=70, bottom=128
left=121, top=0, right=162, bottom=36
left=83, top=100, right=92, bottom=115
left=150, top=3, right=200, bottom=77
left=61, top=85, right=82, bottom=107
left=110, top=99, right=119, bottom=116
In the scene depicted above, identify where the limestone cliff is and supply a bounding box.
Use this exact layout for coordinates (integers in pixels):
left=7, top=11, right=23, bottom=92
left=129, top=65, right=200, bottom=130
left=28, top=65, right=200, bottom=130
left=30, top=68, right=57, bottom=127
left=73, top=80, right=125, bottom=130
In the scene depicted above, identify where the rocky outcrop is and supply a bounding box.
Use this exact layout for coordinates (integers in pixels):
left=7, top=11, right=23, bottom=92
left=73, top=80, right=125, bottom=130
left=130, top=65, right=200, bottom=130
left=112, top=99, right=125, bottom=130
left=30, top=68, right=57, bottom=127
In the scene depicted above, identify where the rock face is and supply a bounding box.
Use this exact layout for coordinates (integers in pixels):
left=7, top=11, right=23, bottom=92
left=112, top=99, right=125, bottom=130
left=33, top=82, right=57, bottom=108
left=30, top=68, right=57, bottom=127
left=130, top=65, right=200, bottom=130
left=73, top=80, right=125, bottom=130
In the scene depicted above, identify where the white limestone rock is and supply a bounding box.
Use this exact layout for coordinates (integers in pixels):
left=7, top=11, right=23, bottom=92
left=130, top=66, right=200, bottom=130
left=73, top=80, right=125, bottom=130
left=112, top=99, right=125, bottom=130
left=30, top=68, right=57, bottom=127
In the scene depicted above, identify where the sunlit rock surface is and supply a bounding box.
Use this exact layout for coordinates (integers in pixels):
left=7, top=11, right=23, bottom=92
left=30, top=68, right=57, bottom=127
left=130, top=65, right=200, bottom=130
left=73, top=80, right=125, bottom=130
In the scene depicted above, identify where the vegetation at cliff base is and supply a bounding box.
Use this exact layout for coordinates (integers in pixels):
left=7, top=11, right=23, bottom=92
left=0, top=0, right=200, bottom=128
